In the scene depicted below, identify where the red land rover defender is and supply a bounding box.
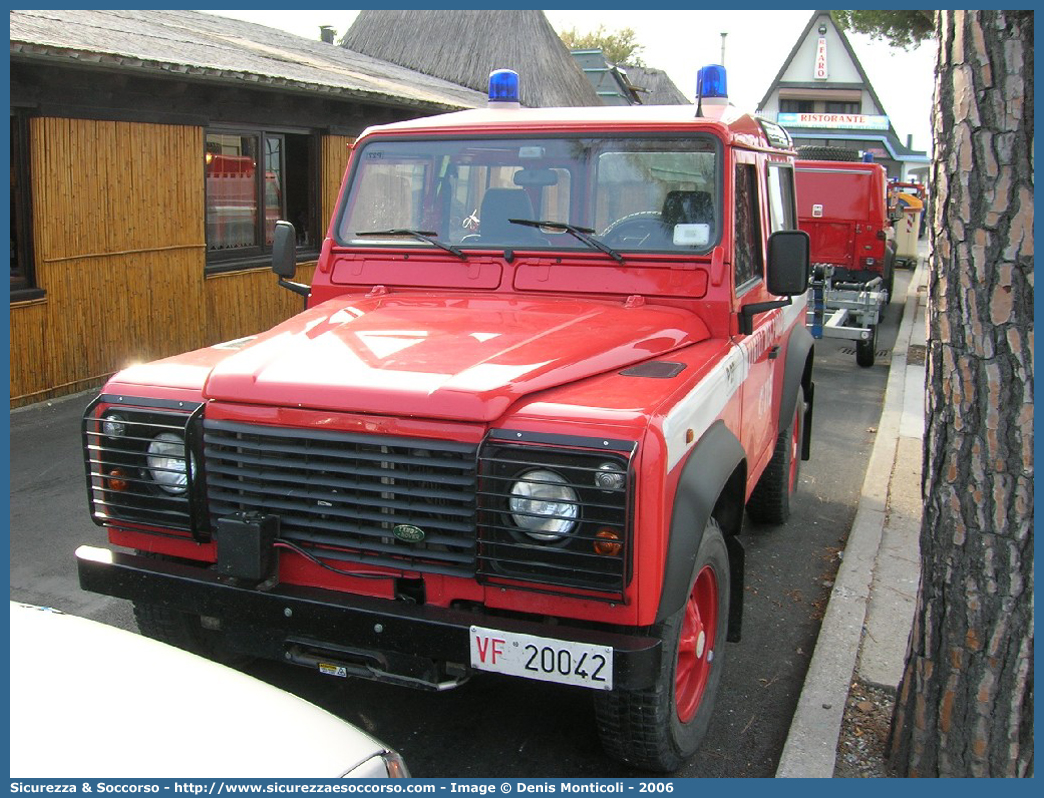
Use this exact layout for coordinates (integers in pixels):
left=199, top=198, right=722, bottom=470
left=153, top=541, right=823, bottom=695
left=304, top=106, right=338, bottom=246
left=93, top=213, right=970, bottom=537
left=78, top=67, right=814, bottom=772
left=794, top=153, right=896, bottom=300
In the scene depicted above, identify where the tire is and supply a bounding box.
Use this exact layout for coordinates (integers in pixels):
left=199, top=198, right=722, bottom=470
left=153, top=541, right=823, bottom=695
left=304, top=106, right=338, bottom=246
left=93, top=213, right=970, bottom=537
left=594, top=519, right=729, bottom=772
left=746, top=390, right=805, bottom=525
left=856, top=325, right=878, bottom=368
left=796, top=145, right=861, bottom=162
left=134, top=601, right=251, bottom=666
left=133, top=554, right=249, bottom=666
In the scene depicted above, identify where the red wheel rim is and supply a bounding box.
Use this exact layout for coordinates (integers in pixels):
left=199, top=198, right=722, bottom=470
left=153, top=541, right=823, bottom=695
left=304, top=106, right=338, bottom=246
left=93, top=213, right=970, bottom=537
left=788, top=403, right=802, bottom=492
left=675, top=564, right=718, bottom=723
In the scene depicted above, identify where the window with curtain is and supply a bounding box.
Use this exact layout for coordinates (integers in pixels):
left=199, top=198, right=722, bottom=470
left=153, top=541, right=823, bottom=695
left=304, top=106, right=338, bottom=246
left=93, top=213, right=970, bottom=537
left=204, top=128, right=318, bottom=271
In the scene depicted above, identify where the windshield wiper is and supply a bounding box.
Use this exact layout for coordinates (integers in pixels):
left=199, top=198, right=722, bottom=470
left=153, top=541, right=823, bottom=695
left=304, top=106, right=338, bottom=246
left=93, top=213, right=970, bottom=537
left=355, top=228, right=467, bottom=260
left=508, top=218, right=624, bottom=263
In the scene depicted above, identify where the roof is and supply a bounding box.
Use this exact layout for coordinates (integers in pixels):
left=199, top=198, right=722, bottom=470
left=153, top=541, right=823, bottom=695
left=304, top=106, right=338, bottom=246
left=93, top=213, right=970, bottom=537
left=624, top=66, right=691, bottom=105
left=341, top=10, right=602, bottom=108
left=571, top=50, right=641, bottom=106
left=569, top=51, right=690, bottom=107
left=8, top=9, right=486, bottom=112
left=353, top=103, right=778, bottom=149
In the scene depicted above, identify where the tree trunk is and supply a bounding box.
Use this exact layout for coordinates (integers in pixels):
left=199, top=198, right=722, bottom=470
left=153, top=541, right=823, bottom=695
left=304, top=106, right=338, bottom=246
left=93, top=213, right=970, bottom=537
left=889, top=10, right=1033, bottom=777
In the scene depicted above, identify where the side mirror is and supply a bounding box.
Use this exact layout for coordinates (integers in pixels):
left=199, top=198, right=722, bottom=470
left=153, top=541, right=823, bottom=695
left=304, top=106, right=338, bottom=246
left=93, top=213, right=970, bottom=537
left=272, top=220, right=297, bottom=278
left=766, top=229, right=810, bottom=296
left=272, top=220, right=309, bottom=299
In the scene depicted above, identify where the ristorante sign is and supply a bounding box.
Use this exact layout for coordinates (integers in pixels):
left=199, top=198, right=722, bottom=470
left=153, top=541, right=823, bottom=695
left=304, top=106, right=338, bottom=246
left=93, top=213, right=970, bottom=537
left=778, top=112, right=890, bottom=131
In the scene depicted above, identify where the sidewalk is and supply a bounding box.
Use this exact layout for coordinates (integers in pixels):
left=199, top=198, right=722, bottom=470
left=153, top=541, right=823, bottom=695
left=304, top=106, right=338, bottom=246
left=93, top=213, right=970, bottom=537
left=776, top=249, right=928, bottom=778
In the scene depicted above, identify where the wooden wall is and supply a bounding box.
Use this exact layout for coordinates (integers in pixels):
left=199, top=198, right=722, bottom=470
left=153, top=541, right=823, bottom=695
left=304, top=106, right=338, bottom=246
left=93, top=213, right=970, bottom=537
left=9, top=118, right=348, bottom=408
left=322, top=135, right=356, bottom=230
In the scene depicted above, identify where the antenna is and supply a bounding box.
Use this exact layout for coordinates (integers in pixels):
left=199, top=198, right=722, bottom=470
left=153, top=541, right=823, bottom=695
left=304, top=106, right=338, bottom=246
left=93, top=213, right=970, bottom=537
left=720, top=32, right=728, bottom=67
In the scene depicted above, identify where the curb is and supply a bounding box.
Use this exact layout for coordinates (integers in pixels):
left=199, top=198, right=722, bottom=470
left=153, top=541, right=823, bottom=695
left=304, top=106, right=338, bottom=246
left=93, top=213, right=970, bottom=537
left=775, top=256, right=927, bottom=778
left=10, top=386, right=100, bottom=415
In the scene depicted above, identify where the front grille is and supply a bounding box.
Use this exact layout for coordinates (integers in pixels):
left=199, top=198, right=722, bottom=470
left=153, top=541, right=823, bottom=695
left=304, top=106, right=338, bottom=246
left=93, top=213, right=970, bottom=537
left=203, top=420, right=478, bottom=577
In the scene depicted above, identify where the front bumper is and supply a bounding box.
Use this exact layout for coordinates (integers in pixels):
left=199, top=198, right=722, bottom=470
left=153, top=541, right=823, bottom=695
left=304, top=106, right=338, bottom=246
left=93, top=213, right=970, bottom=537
left=76, top=545, right=661, bottom=691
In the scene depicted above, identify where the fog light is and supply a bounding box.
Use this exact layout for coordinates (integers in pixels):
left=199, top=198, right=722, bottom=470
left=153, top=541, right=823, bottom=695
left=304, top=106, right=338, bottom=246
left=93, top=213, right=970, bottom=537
left=594, top=529, right=622, bottom=556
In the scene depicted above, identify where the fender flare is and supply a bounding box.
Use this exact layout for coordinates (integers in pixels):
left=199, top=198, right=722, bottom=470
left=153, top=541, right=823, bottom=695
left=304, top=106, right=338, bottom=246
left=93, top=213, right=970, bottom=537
left=656, top=420, right=745, bottom=623
left=779, top=323, right=815, bottom=443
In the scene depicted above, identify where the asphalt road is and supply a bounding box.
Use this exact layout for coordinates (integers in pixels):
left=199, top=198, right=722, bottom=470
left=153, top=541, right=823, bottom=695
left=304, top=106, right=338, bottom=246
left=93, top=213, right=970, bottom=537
left=8, top=269, right=910, bottom=778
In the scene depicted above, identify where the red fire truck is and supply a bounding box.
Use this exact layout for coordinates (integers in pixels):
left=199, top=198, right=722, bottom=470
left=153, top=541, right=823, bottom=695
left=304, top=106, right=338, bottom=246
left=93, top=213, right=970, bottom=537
left=78, top=67, right=813, bottom=771
left=794, top=154, right=895, bottom=299
left=794, top=152, right=895, bottom=367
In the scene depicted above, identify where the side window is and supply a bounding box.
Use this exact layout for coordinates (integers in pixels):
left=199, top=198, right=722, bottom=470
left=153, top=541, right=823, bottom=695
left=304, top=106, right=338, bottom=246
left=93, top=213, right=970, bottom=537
left=733, top=163, right=764, bottom=288
left=767, top=163, right=797, bottom=233
left=204, top=128, right=318, bottom=272
left=10, top=112, right=42, bottom=301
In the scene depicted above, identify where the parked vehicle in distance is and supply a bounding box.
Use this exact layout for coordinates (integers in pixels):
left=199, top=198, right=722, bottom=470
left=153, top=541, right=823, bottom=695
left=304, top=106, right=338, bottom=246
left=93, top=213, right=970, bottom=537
left=794, top=154, right=896, bottom=300
left=794, top=151, right=895, bottom=367
left=77, top=65, right=814, bottom=773
left=890, top=179, right=928, bottom=267
left=9, top=602, right=410, bottom=779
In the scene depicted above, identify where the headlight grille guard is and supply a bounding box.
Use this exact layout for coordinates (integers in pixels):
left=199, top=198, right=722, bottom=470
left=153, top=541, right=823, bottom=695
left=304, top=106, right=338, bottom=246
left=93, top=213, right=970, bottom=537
left=476, top=429, right=637, bottom=602
left=82, top=394, right=209, bottom=540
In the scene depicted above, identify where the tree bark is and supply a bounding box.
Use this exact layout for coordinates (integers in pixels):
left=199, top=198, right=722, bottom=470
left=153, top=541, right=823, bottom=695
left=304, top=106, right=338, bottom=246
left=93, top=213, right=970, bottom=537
left=889, top=10, right=1033, bottom=777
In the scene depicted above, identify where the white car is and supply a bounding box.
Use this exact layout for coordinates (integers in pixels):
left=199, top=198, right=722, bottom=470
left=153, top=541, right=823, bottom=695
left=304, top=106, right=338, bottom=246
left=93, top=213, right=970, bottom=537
left=9, top=602, right=410, bottom=778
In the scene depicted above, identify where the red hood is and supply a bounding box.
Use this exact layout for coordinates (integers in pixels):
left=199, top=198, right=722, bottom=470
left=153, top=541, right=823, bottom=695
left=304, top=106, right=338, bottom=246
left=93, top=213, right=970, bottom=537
left=202, top=293, right=709, bottom=421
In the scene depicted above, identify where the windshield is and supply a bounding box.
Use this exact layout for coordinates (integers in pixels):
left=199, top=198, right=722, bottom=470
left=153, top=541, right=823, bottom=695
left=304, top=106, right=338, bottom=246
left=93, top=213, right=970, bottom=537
left=337, top=135, right=721, bottom=254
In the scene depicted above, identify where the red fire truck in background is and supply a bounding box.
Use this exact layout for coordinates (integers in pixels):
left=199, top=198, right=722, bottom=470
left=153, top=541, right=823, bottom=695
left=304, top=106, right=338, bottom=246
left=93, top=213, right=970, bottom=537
left=794, top=149, right=895, bottom=367
left=794, top=153, right=895, bottom=299
left=78, top=67, right=814, bottom=771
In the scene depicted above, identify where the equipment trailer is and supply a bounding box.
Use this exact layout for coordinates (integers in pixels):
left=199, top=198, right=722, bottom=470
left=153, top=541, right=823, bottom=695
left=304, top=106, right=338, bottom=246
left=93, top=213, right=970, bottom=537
left=808, top=263, right=888, bottom=367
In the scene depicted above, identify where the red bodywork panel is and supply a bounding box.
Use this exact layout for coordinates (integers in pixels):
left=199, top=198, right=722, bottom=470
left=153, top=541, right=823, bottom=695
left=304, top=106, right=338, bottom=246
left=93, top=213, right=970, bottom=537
left=795, top=160, right=890, bottom=273
left=200, top=291, right=710, bottom=422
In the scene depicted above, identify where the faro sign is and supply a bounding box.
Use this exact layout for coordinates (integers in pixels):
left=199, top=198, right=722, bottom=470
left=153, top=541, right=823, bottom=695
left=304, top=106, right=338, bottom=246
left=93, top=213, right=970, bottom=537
left=815, top=36, right=828, bottom=79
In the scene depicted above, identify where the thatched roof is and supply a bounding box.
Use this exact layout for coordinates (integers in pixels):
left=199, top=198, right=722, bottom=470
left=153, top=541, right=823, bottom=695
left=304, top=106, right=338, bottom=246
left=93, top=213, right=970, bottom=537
left=9, top=9, right=486, bottom=112
left=625, top=67, right=691, bottom=106
left=341, top=10, right=602, bottom=107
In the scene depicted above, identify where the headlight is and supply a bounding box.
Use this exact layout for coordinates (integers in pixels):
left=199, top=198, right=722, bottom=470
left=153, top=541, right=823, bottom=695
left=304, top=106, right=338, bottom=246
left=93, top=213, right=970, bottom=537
left=146, top=432, right=191, bottom=495
left=342, top=750, right=410, bottom=778
left=509, top=468, right=579, bottom=541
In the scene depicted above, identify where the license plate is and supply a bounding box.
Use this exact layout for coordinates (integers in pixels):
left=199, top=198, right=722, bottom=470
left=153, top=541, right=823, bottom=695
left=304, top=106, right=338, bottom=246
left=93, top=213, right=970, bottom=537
left=469, top=625, right=614, bottom=690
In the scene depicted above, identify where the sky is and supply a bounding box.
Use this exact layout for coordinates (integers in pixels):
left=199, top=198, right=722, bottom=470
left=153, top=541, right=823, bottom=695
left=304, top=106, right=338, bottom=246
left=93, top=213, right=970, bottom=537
left=203, top=8, right=937, bottom=154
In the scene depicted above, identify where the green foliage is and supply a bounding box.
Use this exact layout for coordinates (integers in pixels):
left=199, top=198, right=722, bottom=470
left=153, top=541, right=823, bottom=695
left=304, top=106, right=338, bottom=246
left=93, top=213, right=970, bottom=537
left=832, top=10, right=936, bottom=50
left=559, top=24, right=646, bottom=67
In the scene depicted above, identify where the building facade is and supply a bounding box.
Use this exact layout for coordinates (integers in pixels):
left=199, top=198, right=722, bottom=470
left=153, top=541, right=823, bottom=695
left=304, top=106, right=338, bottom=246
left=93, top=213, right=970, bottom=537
left=757, top=10, right=929, bottom=180
left=9, top=9, right=484, bottom=407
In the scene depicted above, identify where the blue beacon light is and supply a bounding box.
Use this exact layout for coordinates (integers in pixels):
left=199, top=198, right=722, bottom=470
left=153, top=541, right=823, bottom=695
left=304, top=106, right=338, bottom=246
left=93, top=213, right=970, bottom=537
left=488, top=69, right=520, bottom=107
left=697, top=64, right=728, bottom=101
